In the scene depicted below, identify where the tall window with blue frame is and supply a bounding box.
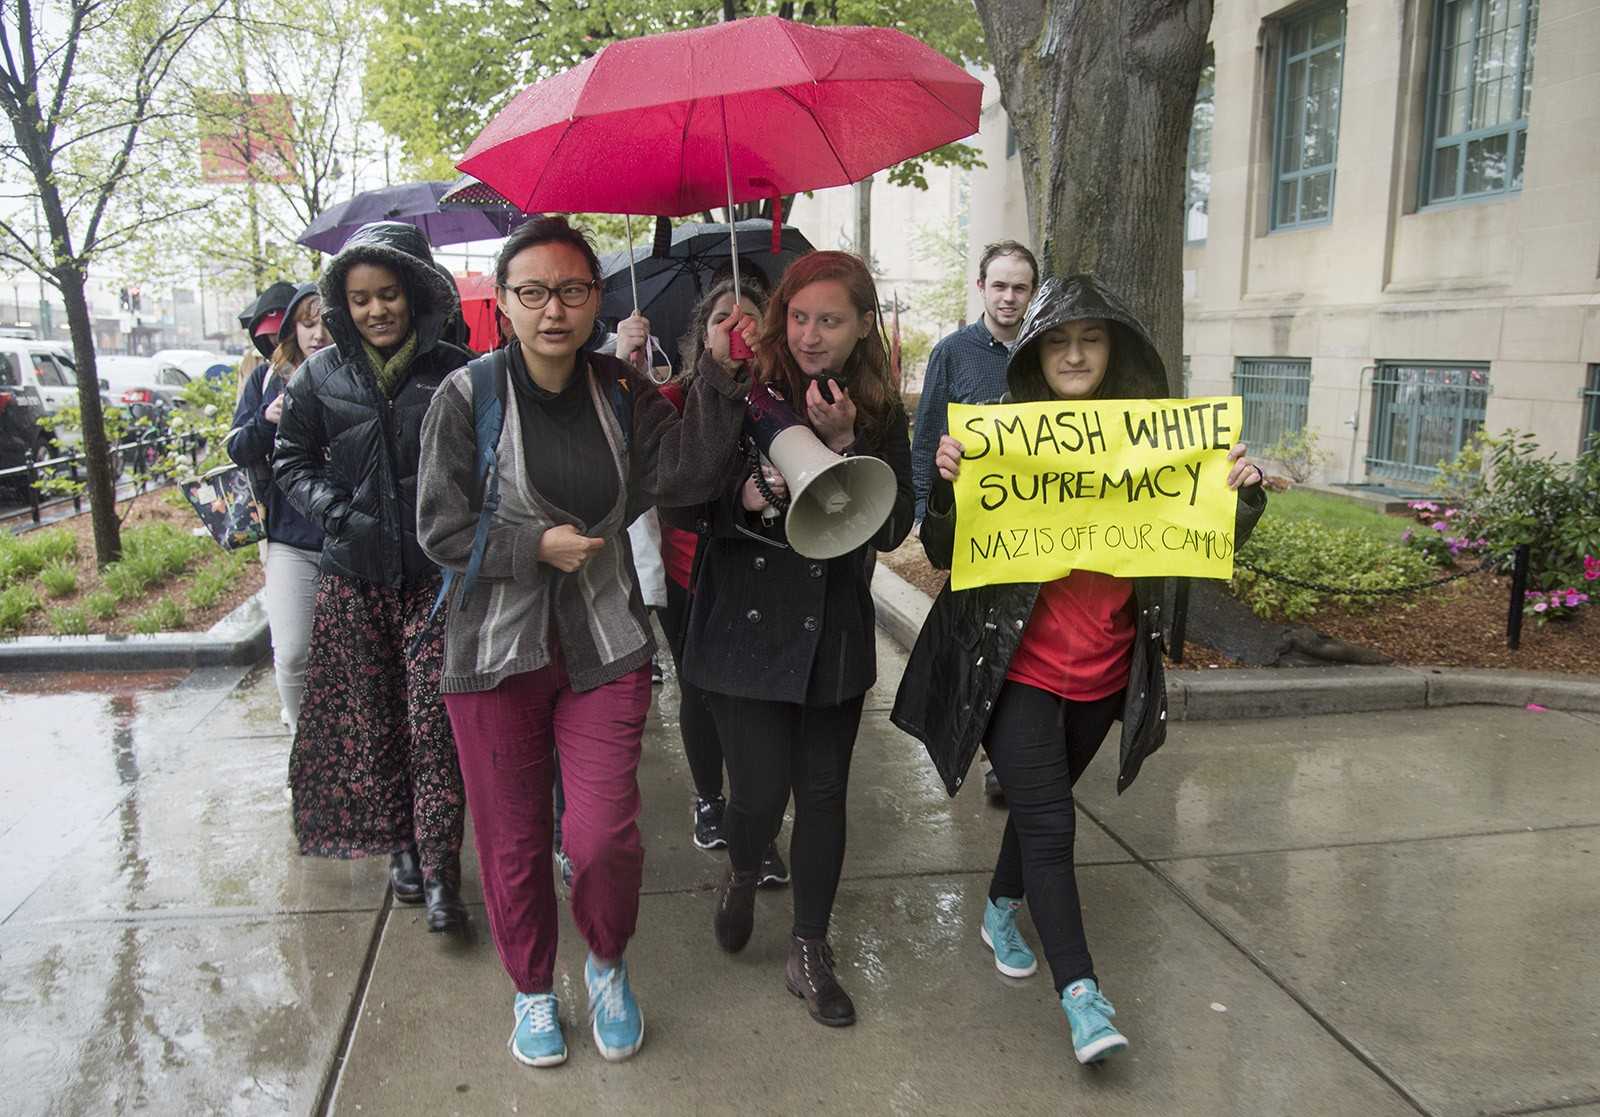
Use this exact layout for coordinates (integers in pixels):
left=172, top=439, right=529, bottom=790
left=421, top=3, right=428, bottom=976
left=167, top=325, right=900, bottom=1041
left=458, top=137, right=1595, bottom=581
left=1425, top=0, right=1539, bottom=205
left=1272, top=6, right=1346, bottom=230
left=1583, top=366, right=1600, bottom=453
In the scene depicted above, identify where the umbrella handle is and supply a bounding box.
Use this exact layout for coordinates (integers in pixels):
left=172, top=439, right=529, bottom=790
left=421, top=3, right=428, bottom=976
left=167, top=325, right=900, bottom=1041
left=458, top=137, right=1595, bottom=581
left=624, top=214, right=640, bottom=313
left=722, top=123, right=752, bottom=363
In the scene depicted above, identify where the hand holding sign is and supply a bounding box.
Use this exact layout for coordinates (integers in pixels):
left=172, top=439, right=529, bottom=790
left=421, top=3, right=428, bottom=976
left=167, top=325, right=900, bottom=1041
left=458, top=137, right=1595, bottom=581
left=948, top=396, right=1246, bottom=590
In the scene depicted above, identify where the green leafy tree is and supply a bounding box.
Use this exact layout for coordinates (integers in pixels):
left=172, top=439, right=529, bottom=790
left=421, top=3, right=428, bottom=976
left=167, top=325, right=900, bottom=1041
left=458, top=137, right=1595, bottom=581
left=365, top=0, right=988, bottom=235
left=0, top=0, right=229, bottom=566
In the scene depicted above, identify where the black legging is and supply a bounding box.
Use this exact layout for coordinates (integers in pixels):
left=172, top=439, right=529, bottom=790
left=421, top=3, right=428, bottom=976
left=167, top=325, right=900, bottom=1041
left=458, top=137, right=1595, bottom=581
left=984, top=681, right=1123, bottom=993
left=662, top=578, right=725, bottom=800
left=704, top=692, right=864, bottom=939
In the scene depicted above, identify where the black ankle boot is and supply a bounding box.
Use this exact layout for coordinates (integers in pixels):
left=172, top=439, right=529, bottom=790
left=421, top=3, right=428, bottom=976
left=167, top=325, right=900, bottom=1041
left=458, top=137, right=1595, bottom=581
left=713, top=868, right=759, bottom=953
left=424, top=866, right=467, bottom=933
left=389, top=847, right=423, bottom=905
left=785, top=935, right=856, bottom=1027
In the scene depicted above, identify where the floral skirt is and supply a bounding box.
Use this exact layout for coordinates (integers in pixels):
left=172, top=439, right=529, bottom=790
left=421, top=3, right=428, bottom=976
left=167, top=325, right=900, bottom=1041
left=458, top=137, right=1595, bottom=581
left=289, top=572, right=464, bottom=882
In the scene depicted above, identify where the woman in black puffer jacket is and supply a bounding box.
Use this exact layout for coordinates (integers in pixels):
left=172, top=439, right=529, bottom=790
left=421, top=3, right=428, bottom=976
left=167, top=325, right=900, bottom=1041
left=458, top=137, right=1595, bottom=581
left=275, top=221, right=474, bottom=934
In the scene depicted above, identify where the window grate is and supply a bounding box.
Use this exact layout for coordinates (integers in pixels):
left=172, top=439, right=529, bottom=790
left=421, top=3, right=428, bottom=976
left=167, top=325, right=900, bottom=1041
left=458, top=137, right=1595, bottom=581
left=1235, top=358, right=1312, bottom=447
left=1366, top=362, right=1489, bottom=482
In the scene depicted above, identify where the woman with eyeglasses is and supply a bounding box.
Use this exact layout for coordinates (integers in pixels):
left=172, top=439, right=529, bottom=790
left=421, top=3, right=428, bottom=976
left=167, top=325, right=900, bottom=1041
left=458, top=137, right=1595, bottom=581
left=273, top=222, right=474, bottom=934
left=416, top=216, right=752, bottom=1069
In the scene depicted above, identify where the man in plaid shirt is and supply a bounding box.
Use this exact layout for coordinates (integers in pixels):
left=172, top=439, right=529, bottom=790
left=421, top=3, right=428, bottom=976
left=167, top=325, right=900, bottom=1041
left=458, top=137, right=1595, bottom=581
left=910, top=241, right=1039, bottom=523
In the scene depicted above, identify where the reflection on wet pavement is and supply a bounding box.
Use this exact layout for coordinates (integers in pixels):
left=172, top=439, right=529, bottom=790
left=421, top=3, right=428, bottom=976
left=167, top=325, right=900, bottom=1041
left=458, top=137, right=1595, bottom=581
left=3, top=648, right=1598, bottom=1115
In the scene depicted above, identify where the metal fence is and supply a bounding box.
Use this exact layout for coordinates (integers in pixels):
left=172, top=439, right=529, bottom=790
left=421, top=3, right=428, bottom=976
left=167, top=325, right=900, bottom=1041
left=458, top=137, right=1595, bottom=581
left=1365, top=362, right=1489, bottom=483
left=1234, top=358, right=1311, bottom=447
left=1584, top=364, right=1600, bottom=452
left=0, top=430, right=200, bottom=528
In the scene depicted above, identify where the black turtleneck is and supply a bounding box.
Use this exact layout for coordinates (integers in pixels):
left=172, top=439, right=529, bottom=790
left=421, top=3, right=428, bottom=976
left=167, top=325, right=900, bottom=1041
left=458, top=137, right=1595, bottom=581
left=508, top=344, right=620, bottom=529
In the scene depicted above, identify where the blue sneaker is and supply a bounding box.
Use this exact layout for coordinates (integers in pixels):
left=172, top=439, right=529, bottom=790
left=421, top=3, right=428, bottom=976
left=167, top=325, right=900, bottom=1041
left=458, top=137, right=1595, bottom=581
left=1062, top=979, right=1128, bottom=1064
left=508, top=992, right=567, bottom=1067
left=980, top=896, right=1038, bottom=978
left=585, top=955, right=644, bottom=1061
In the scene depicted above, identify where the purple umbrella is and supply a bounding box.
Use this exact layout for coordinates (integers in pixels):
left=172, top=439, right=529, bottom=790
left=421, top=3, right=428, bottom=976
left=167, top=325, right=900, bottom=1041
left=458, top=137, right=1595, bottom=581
left=297, top=181, right=536, bottom=254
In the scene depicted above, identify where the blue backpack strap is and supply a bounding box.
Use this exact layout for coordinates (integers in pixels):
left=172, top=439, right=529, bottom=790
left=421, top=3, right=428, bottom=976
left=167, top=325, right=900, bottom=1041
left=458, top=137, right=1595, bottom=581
left=418, top=352, right=507, bottom=646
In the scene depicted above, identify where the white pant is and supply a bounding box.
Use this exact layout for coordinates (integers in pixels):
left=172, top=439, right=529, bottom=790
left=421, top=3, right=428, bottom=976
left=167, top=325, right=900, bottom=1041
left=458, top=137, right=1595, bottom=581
left=262, top=540, right=321, bottom=735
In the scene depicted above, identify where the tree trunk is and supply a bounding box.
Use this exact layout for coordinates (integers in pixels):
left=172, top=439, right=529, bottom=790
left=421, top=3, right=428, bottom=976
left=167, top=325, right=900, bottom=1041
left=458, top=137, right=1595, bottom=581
left=853, top=174, right=873, bottom=265
left=974, top=0, right=1212, bottom=396
left=59, top=267, right=122, bottom=565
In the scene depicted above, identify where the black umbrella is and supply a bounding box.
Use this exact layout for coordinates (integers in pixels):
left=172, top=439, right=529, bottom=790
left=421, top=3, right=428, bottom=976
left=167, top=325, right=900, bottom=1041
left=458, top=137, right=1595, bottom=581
left=598, top=219, right=812, bottom=364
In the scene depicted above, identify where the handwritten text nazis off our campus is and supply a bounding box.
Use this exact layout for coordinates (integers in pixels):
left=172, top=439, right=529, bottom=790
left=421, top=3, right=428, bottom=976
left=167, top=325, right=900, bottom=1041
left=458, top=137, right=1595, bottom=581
left=957, top=400, right=1236, bottom=512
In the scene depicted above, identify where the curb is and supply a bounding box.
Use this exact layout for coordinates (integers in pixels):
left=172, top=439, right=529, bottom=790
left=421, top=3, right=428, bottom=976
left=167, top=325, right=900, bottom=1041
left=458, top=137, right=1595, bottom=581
left=0, top=589, right=270, bottom=673
left=870, top=563, right=1600, bottom=718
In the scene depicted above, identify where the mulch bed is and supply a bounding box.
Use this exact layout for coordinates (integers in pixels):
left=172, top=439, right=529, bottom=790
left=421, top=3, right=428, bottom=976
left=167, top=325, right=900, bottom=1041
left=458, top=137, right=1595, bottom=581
left=878, top=538, right=1597, bottom=675
left=10, top=490, right=264, bottom=638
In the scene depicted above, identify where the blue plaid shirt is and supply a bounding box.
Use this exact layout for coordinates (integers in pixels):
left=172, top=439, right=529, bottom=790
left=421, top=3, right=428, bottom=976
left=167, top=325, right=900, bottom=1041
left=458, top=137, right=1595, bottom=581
left=911, top=319, right=1012, bottom=521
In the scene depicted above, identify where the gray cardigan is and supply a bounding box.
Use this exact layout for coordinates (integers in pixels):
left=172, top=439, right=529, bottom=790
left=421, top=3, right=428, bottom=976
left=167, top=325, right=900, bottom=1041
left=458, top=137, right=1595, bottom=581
left=416, top=351, right=747, bottom=694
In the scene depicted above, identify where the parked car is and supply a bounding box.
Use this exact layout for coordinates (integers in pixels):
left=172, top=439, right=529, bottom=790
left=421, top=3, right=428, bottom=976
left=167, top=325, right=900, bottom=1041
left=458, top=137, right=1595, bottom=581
left=97, top=355, right=193, bottom=408
left=0, top=338, right=98, bottom=420
left=150, top=348, right=234, bottom=384
left=0, top=359, right=48, bottom=493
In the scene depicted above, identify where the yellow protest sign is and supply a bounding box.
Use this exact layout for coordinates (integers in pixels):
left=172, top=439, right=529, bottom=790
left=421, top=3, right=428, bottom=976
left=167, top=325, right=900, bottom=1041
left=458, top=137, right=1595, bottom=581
left=948, top=396, right=1243, bottom=590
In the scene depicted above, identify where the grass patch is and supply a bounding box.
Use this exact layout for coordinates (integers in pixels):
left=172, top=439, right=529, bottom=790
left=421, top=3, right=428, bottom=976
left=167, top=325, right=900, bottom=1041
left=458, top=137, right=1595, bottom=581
left=84, top=590, right=120, bottom=620
left=1264, top=489, right=1408, bottom=544
left=131, top=598, right=185, bottom=635
left=49, top=605, right=89, bottom=636
left=38, top=560, right=79, bottom=598
left=0, top=529, right=76, bottom=588
left=0, top=584, right=43, bottom=632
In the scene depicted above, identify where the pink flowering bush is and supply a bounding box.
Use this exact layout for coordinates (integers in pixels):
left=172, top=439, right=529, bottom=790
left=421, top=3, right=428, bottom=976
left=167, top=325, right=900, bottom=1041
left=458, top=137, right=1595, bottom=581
left=1401, top=501, right=1487, bottom=566
left=1524, top=586, right=1592, bottom=626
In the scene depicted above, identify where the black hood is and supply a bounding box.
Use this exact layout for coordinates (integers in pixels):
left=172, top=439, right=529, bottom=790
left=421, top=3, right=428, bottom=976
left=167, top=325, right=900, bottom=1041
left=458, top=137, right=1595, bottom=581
left=237, top=281, right=297, bottom=331
left=1006, top=274, right=1169, bottom=402
left=317, top=221, right=461, bottom=361
left=276, top=282, right=320, bottom=343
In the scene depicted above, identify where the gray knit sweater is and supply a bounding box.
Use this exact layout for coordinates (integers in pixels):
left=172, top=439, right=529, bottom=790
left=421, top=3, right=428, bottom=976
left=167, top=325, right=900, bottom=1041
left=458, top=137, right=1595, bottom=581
left=416, top=351, right=747, bottom=694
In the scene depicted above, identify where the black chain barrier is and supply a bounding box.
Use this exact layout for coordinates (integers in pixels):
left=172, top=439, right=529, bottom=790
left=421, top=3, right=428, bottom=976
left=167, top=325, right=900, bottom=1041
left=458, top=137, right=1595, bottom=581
left=1172, top=543, right=1533, bottom=661
left=1232, top=550, right=1504, bottom=598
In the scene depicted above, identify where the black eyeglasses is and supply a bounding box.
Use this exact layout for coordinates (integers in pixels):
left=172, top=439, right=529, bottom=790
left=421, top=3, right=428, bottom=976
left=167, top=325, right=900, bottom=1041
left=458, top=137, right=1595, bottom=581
left=501, top=280, right=599, bottom=310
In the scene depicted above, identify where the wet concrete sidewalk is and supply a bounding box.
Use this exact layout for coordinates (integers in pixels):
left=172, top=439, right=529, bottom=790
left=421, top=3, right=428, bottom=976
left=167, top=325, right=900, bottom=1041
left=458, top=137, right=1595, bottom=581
left=2, top=640, right=1598, bottom=1116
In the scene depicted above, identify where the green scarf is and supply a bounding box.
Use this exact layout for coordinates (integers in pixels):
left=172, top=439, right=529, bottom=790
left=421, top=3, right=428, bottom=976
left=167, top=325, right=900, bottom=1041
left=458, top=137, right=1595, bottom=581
left=362, top=331, right=419, bottom=398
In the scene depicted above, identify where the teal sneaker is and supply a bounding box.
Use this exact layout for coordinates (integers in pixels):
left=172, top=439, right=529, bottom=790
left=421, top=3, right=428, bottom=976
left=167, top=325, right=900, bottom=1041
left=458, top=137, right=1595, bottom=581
left=980, top=896, right=1038, bottom=978
left=508, top=992, right=567, bottom=1068
left=585, top=955, right=644, bottom=1062
left=1062, top=979, right=1128, bottom=1065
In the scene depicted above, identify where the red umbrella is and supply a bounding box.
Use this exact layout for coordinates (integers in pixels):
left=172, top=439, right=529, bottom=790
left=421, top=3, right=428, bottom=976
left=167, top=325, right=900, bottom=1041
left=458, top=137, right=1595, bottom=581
left=460, top=17, right=981, bottom=217
left=454, top=272, right=502, bottom=353
left=459, top=16, right=981, bottom=338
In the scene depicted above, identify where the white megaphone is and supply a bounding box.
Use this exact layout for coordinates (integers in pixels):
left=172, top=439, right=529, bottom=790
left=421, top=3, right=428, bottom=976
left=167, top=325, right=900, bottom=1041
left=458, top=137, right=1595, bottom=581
left=744, top=382, right=898, bottom=560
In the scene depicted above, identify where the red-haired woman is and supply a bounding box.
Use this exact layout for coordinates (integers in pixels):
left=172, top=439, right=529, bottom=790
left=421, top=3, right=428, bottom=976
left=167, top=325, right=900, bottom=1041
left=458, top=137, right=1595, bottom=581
left=679, top=251, right=914, bottom=1027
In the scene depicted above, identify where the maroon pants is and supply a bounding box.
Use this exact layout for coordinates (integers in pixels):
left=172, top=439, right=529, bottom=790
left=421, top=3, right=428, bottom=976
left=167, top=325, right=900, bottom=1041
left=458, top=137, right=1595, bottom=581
left=444, top=657, right=651, bottom=993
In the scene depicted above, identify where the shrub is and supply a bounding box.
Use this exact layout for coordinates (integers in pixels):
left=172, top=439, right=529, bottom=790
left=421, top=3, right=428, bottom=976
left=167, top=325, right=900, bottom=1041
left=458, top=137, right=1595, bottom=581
left=1261, top=427, right=1332, bottom=484
left=84, top=590, right=120, bottom=620
left=1433, top=431, right=1600, bottom=589
left=38, top=560, right=79, bottom=598
left=1232, top=515, right=1442, bottom=620
left=131, top=597, right=184, bottom=635
left=49, top=605, right=89, bottom=636
left=0, top=529, right=75, bottom=588
left=102, top=562, right=153, bottom=600
left=0, top=584, right=42, bottom=632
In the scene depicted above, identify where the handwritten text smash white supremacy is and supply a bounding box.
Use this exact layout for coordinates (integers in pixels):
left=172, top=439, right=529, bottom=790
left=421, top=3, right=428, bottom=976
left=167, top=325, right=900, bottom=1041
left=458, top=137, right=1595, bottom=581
left=959, top=399, right=1234, bottom=512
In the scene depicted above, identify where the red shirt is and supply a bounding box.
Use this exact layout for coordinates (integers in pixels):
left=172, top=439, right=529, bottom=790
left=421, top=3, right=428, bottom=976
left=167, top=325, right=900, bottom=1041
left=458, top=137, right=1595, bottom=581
left=1005, top=570, right=1136, bottom=702
left=658, top=382, right=699, bottom=589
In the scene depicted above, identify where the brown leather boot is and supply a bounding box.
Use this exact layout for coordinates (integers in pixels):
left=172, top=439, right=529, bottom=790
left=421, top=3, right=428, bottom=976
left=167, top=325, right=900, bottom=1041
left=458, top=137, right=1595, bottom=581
left=713, top=868, right=759, bottom=953
left=785, top=935, right=856, bottom=1027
